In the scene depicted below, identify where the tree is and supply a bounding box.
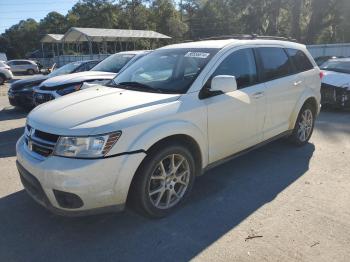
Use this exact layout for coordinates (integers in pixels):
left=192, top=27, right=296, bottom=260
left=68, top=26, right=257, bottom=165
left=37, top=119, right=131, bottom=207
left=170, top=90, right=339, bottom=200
left=150, top=0, right=188, bottom=39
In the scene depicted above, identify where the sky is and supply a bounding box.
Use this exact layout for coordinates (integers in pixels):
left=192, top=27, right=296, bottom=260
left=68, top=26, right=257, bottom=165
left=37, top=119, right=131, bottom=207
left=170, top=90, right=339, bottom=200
left=0, top=0, right=182, bottom=34
left=0, top=0, right=79, bottom=33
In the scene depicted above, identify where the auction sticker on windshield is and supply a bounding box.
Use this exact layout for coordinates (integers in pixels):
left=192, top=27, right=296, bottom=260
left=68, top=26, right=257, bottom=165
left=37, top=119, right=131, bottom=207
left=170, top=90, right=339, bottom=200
left=184, top=52, right=210, bottom=59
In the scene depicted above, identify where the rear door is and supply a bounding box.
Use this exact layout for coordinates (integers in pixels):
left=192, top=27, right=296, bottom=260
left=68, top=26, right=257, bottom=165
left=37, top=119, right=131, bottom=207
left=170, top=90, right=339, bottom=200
left=205, top=48, right=267, bottom=163
left=255, top=47, right=300, bottom=140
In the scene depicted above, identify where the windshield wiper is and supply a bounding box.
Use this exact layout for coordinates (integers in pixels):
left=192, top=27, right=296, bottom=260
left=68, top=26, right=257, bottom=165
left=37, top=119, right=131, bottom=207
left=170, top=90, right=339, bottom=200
left=116, top=81, right=166, bottom=93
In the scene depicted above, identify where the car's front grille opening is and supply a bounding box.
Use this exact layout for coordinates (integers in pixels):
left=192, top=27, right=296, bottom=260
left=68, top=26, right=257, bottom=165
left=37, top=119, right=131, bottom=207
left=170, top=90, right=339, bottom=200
left=35, top=130, right=59, bottom=143
left=25, top=124, right=59, bottom=157
left=33, top=92, right=55, bottom=105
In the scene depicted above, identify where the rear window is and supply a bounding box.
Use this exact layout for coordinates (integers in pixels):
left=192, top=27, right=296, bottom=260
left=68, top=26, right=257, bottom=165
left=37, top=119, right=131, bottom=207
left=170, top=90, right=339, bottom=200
left=286, top=49, right=314, bottom=73
left=257, top=47, right=294, bottom=82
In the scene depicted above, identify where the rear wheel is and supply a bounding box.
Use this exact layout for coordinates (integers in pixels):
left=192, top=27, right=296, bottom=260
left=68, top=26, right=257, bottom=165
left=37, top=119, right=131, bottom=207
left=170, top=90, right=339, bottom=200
left=130, top=143, right=196, bottom=218
left=27, top=69, right=35, bottom=75
left=289, top=103, right=315, bottom=146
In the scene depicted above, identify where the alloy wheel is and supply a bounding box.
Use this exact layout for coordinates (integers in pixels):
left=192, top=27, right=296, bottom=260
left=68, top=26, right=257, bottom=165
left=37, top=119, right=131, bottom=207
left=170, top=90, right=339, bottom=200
left=297, top=109, right=313, bottom=142
left=148, top=154, right=190, bottom=209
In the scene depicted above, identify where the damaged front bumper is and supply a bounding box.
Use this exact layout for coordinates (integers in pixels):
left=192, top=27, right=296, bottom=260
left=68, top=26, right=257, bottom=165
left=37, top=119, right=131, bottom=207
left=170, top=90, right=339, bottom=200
left=321, top=83, right=350, bottom=109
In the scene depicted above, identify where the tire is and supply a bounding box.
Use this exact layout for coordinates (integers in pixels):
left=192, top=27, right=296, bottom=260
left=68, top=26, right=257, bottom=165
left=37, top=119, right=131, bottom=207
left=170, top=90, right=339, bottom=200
left=27, top=69, right=35, bottom=75
left=0, top=75, right=5, bottom=85
left=130, top=143, right=196, bottom=218
left=289, top=103, right=316, bottom=146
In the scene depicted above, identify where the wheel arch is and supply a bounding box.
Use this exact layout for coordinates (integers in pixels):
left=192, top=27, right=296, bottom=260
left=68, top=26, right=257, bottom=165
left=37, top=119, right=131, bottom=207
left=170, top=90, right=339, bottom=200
left=289, top=92, right=320, bottom=130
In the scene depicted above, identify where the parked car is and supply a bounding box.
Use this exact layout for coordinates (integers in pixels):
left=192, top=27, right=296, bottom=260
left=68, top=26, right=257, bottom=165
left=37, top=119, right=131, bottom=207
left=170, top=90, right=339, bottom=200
left=0, top=60, right=13, bottom=85
left=33, top=51, right=151, bottom=106
left=16, top=37, right=321, bottom=217
left=7, top=59, right=40, bottom=75
left=320, top=58, right=350, bottom=109
left=8, top=60, right=99, bottom=110
left=314, top=56, right=344, bottom=67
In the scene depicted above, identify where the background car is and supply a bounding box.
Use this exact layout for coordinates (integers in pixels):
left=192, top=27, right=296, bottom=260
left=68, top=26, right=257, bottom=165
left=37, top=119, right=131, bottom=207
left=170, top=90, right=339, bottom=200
left=314, top=56, right=344, bottom=67
left=8, top=60, right=99, bottom=110
left=320, top=58, right=350, bottom=109
left=6, top=59, right=40, bottom=75
left=33, top=51, right=151, bottom=106
left=0, top=60, right=13, bottom=85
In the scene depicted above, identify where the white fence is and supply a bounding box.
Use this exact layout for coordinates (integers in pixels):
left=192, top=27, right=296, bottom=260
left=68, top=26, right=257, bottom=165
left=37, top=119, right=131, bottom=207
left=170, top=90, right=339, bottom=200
left=307, top=43, right=350, bottom=58
left=35, top=43, right=350, bottom=68
left=37, top=54, right=110, bottom=68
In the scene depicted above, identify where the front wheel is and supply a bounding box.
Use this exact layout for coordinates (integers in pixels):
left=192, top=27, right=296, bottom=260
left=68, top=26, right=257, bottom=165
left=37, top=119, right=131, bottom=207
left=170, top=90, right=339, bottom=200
left=289, top=104, right=315, bottom=146
left=130, top=144, right=196, bottom=218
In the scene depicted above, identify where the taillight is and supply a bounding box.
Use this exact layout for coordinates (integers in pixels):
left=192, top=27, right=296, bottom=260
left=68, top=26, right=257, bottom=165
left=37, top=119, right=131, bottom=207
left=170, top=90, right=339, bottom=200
left=319, top=71, right=324, bottom=79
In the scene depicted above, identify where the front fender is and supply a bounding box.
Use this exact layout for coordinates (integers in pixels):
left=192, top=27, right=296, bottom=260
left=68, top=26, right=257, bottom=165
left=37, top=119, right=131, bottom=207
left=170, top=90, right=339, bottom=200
left=127, top=120, right=208, bottom=168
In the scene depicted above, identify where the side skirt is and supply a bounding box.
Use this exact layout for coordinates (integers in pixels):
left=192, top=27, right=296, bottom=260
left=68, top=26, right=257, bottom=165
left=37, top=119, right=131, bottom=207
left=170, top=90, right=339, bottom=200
left=202, top=130, right=293, bottom=174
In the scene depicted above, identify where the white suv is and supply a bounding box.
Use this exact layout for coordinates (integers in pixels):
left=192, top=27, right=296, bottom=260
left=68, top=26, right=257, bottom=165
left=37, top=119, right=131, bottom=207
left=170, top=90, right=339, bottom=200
left=16, top=37, right=321, bottom=217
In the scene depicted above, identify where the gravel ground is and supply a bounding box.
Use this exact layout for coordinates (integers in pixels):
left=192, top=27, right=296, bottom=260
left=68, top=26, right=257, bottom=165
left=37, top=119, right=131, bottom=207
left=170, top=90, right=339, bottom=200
left=0, top=76, right=349, bottom=262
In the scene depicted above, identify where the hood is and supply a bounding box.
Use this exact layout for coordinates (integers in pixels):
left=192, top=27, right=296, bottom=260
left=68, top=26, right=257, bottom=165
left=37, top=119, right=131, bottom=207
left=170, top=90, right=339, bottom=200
left=39, top=71, right=117, bottom=90
left=322, top=70, right=350, bottom=88
left=11, top=75, right=48, bottom=90
left=28, top=86, right=181, bottom=136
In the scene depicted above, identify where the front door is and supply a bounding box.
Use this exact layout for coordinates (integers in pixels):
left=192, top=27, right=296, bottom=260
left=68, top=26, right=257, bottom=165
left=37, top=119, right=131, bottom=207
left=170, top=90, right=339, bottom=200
left=205, top=48, right=267, bottom=163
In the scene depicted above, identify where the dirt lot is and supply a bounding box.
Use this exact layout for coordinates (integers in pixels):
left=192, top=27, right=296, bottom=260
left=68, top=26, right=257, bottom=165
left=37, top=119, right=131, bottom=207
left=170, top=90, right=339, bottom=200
left=0, top=76, right=349, bottom=262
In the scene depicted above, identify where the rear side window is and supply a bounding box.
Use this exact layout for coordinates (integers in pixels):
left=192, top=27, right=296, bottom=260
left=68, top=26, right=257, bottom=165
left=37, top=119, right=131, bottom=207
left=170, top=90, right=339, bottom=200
left=286, top=49, right=314, bottom=73
left=257, top=47, right=293, bottom=82
left=212, top=48, right=258, bottom=89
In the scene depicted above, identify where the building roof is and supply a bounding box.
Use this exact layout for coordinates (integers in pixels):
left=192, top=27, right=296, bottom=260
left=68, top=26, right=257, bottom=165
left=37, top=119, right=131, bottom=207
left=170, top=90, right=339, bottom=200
left=40, top=34, right=64, bottom=43
left=62, top=27, right=171, bottom=43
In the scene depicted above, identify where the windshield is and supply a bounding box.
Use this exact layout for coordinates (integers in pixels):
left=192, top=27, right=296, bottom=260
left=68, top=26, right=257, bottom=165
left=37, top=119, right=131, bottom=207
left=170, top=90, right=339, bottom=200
left=320, top=60, right=350, bottom=74
left=112, top=48, right=218, bottom=94
left=91, top=53, right=135, bottom=73
left=49, top=62, right=83, bottom=77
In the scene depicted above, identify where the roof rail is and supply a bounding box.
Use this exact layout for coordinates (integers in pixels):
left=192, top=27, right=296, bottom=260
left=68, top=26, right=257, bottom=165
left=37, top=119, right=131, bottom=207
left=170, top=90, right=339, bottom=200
left=198, top=34, right=297, bottom=42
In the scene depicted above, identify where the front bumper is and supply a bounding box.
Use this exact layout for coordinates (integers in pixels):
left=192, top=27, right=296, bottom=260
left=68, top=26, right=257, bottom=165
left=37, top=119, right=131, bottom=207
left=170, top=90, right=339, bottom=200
left=16, top=136, right=146, bottom=216
left=321, top=83, right=350, bottom=109
left=8, top=90, right=34, bottom=109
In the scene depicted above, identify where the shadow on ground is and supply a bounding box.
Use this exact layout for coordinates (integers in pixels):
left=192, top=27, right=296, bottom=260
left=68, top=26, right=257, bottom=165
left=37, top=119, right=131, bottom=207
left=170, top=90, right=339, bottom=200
left=0, top=127, right=24, bottom=158
left=0, top=140, right=314, bottom=262
left=0, top=106, right=27, bottom=121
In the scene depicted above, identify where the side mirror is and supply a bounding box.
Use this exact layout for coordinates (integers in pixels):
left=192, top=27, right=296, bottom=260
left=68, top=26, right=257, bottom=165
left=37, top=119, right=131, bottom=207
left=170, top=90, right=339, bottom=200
left=211, top=75, right=237, bottom=93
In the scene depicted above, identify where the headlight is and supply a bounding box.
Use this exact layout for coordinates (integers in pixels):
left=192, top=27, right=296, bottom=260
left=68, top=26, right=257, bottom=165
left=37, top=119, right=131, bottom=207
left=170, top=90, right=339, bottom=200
left=54, top=132, right=121, bottom=158
left=56, top=84, right=82, bottom=96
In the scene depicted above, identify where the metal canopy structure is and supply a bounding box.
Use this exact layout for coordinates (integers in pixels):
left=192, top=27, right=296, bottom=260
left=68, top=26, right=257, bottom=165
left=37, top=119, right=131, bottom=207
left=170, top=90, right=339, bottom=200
left=62, top=27, right=171, bottom=43
left=40, top=34, right=64, bottom=58
left=38, top=28, right=171, bottom=64
left=40, top=34, right=64, bottom=43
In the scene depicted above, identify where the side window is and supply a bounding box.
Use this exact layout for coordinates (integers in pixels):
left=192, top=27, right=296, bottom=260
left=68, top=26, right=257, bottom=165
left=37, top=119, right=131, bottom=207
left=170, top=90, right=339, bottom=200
left=212, top=49, right=258, bottom=89
left=286, top=48, right=314, bottom=73
left=74, top=64, right=86, bottom=72
left=257, top=47, right=293, bottom=82
left=86, top=62, right=97, bottom=70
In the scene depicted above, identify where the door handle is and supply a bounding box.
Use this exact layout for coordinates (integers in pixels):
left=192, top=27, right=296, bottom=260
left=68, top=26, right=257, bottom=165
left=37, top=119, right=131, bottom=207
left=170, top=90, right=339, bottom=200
left=253, top=91, right=265, bottom=99
left=294, top=80, right=303, bottom=86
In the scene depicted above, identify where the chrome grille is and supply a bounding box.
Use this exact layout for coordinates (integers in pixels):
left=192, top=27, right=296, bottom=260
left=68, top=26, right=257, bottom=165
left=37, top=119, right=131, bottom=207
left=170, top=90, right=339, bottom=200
left=25, top=125, right=59, bottom=157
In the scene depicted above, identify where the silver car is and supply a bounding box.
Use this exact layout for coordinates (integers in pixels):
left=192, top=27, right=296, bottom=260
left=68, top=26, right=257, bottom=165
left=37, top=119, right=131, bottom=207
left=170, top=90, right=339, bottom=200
left=7, top=60, right=39, bottom=75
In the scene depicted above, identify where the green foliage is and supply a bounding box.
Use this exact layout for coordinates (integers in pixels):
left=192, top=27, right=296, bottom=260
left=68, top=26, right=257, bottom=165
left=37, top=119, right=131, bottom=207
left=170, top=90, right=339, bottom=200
left=1, top=0, right=350, bottom=58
